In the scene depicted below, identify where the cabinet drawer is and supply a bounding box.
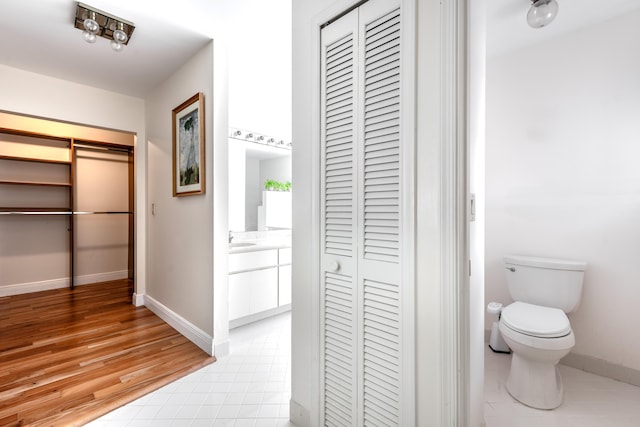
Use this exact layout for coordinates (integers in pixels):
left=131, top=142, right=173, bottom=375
left=229, top=249, right=278, bottom=273
left=279, top=247, right=292, bottom=265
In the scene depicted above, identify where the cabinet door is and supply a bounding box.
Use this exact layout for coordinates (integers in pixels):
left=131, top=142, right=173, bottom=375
left=229, top=249, right=278, bottom=273
left=228, top=273, right=252, bottom=320
left=229, top=267, right=279, bottom=320
left=278, top=264, right=292, bottom=306
left=249, top=267, right=278, bottom=313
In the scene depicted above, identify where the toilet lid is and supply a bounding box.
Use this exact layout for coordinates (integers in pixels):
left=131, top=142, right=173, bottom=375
left=501, top=302, right=571, bottom=338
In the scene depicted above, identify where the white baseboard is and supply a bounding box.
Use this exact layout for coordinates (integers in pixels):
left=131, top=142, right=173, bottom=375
left=562, top=352, right=640, bottom=388
left=214, top=338, right=230, bottom=358
left=132, top=292, right=145, bottom=307
left=486, top=327, right=640, bottom=388
left=143, top=295, right=214, bottom=356
left=0, top=270, right=129, bottom=297
left=230, top=304, right=291, bottom=329
left=75, top=270, right=128, bottom=286
left=290, top=398, right=310, bottom=427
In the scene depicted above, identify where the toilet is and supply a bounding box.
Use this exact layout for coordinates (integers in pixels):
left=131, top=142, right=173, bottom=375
left=498, top=255, right=587, bottom=410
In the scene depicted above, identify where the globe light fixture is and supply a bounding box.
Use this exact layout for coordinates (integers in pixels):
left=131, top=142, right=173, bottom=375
left=527, top=0, right=559, bottom=29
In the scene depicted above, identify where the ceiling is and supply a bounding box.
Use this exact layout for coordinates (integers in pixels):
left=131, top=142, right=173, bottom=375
left=0, top=0, right=218, bottom=98
left=1, top=0, right=639, bottom=98
left=486, top=0, right=640, bottom=56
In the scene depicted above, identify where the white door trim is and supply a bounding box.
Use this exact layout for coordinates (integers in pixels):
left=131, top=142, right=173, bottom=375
left=440, top=0, right=470, bottom=425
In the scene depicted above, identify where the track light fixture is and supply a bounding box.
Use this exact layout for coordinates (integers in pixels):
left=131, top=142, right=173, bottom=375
left=527, top=0, right=559, bottom=29
left=74, top=2, right=135, bottom=52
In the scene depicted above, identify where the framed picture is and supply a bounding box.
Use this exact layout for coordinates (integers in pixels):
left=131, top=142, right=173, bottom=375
left=172, top=92, right=205, bottom=196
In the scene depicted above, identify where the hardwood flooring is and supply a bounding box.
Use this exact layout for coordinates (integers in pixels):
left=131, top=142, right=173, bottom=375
left=0, top=280, right=216, bottom=426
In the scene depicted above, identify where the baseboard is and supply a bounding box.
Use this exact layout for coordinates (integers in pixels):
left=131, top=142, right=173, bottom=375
left=74, top=270, right=128, bottom=286
left=230, top=304, right=292, bottom=329
left=143, top=295, right=214, bottom=356
left=213, top=338, right=230, bottom=358
left=289, top=398, right=310, bottom=427
left=132, top=292, right=145, bottom=307
left=562, top=352, right=640, bottom=388
left=0, top=270, right=128, bottom=297
left=485, top=327, right=640, bottom=388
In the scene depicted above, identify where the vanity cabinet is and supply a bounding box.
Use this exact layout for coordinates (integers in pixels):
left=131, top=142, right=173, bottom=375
left=278, top=247, right=292, bottom=306
left=229, top=246, right=292, bottom=327
left=228, top=267, right=278, bottom=320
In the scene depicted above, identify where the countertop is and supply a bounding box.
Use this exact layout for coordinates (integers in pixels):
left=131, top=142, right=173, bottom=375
left=228, top=241, right=291, bottom=254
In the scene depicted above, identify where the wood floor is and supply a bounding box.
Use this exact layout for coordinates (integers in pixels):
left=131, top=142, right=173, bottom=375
left=0, top=280, right=216, bottom=427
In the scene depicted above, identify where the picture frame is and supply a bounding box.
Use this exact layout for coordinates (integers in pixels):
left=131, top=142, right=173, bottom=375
left=172, top=92, right=205, bottom=196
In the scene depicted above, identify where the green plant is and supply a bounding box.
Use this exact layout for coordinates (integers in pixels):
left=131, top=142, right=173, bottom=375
left=264, top=179, right=292, bottom=192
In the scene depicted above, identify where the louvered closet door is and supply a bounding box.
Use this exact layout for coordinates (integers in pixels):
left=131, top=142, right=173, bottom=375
left=320, top=8, right=359, bottom=426
left=357, top=3, right=402, bottom=426
left=320, top=0, right=404, bottom=425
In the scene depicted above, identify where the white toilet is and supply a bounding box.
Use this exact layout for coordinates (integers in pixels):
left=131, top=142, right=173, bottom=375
left=498, top=254, right=587, bottom=410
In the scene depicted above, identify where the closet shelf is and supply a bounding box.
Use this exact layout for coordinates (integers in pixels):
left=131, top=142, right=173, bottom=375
left=0, top=154, right=71, bottom=165
left=0, top=180, right=72, bottom=187
left=0, top=207, right=72, bottom=215
left=74, top=211, right=133, bottom=215
left=0, top=209, right=132, bottom=215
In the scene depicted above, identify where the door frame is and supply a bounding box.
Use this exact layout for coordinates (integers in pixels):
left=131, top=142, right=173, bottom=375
left=307, top=0, right=471, bottom=425
left=308, top=0, right=470, bottom=425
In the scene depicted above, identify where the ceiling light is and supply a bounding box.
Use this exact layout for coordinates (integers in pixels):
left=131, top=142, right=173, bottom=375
left=74, top=2, right=135, bottom=52
left=527, top=0, right=559, bottom=28
left=83, top=11, right=99, bottom=34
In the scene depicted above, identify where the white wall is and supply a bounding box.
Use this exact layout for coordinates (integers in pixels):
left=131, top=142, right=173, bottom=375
left=485, top=11, right=640, bottom=372
left=245, top=157, right=261, bottom=231
left=0, top=64, right=147, bottom=296
left=225, top=0, right=292, bottom=141
left=145, top=41, right=229, bottom=355
left=228, top=143, right=246, bottom=232
left=259, top=155, right=292, bottom=186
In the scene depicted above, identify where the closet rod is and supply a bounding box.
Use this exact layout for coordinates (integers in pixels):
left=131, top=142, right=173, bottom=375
left=0, top=211, right=72, bottom=215
left=0, top=211, right=132, bottom=215
left=73, top=144, right=132, bottom=153
left=73, top=211, right=132, bottom=215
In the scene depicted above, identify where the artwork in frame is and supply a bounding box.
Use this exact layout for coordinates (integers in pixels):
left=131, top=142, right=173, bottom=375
left=172, top=92, right=205, bottom=196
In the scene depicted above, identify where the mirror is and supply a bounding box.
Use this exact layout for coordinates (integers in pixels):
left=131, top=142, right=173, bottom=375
left=228, top=136, right=291, bottom=232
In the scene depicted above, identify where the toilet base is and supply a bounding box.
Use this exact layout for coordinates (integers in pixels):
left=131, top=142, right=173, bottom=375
left=506, top=352, right=564, bottom=410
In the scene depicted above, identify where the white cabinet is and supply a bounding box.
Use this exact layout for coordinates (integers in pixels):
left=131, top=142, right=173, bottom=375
left=229, top=249, right=278, bottom=273
left=278, top=264, right=292, bottom=306
left=278, top=247, right=292, bottom=306
left=228, top=247, right=289, bottom=325
left=229, top=267, right=278, bottom=320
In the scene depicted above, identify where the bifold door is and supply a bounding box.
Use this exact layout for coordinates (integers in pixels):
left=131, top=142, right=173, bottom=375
left=320, top=0, right=409, bottom=425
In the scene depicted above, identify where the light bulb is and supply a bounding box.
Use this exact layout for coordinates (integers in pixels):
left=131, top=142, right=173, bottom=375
left=113, top=22, right=128, bottom=44
left=83, top=11, right=99, bottom=34
left=82, top=30, right=97, bottom=44
left=110, top=40, right=124, bottom=52
left=527, top=0, right=559, bottom=29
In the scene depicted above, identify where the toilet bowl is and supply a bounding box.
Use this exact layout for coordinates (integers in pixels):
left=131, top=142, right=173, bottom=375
left=500, top=255, right=587, bottom=410
left=499, top=301, right=575, bottom=409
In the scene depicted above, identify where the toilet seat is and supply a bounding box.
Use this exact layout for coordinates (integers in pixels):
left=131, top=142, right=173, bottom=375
left=501, top=302, right=571, bottom=338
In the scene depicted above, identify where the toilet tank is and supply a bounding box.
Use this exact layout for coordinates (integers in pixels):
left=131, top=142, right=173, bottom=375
left=503, top=255, right=587, bottom=313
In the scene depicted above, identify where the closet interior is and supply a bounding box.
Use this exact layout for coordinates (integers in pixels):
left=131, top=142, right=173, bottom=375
left=0, top=115, right=134, bottom=295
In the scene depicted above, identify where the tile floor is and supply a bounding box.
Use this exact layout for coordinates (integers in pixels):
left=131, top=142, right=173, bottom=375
left=90, top=311, right=640, bottom=426
left=88, top=311, right=293, bottom=427
left=485, top=346, right=640, bottom=427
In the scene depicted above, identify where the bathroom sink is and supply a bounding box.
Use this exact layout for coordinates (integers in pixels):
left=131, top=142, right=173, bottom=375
left=229, top=242, right=256, bottom=248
